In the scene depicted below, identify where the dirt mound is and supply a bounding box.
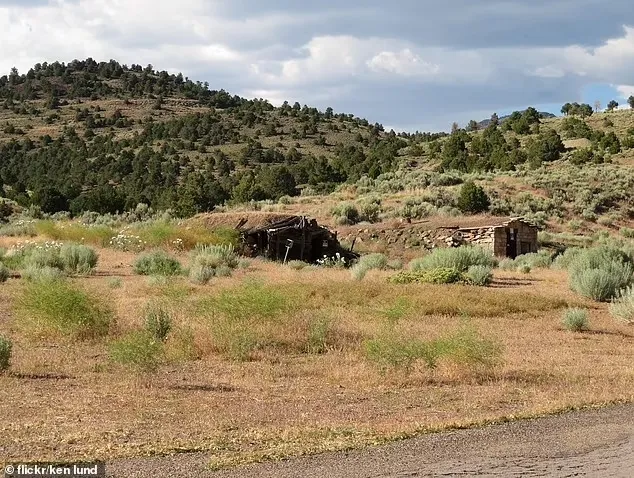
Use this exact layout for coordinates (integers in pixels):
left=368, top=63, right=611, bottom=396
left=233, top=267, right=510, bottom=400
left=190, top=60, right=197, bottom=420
left=187, top=212, right=299, bottom=231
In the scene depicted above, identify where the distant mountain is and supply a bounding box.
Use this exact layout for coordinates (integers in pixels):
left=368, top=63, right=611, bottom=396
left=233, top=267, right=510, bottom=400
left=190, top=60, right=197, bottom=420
left=477, top=111, right=556, bottom=129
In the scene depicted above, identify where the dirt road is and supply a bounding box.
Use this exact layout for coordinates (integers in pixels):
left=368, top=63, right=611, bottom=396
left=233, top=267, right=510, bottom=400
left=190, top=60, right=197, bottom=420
left=108, top=403, right=634, bottom=477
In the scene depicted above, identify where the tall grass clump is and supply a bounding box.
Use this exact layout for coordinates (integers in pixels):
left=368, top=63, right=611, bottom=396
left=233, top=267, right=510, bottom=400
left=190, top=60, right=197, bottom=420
left=17, top=279, right=113, bottom=339
left=144, top=305, right=172, bottom=342
left=21, top=266, right=65, bottom=282
left=567, top=246, right=633, bottom=301
left=409, top=247, right=497, bottom=273
left=131, top=221, right=239, bottom=250
left=198, top=281, right=295, bottom=360
left=133, top=251, right=182, bottom=276
left=513, top=251, right=553, bottom=269
left=364, top=326, right=502, bottom=373
left=109, top=331, right=164, bottom=372
left=466, top=265, right=493, bottom=286
left=609, top=286, right=634, bottom=325
left=189, top=244, right=239, bottom=284
left=0, top=336, right=12, bottom=372
left=0, top=263, right=9, bottom=283
left=562, top=308, right=589, bottom=332
left=351, top=253, right=388, bottom=281
left=59, top=244, right=98, bottom=274
left=35, top=220, right=115, bottom=247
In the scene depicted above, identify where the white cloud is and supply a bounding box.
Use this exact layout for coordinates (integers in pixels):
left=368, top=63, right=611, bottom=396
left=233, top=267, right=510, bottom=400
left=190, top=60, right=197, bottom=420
left=616, top=84, right=634, bottom=99
left=367, top=49, right=439, bottom=77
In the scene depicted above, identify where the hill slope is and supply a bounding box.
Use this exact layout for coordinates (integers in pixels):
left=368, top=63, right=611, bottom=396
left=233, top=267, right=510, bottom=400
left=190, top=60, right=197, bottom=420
left=1, top=58, right=634, bottom=241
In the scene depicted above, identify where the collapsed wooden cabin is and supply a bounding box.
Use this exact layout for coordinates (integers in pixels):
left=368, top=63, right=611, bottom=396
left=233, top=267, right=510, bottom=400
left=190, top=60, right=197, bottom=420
left=189, top=212, right=351, bottom=263
left=239, top=215, right=344, bottom=262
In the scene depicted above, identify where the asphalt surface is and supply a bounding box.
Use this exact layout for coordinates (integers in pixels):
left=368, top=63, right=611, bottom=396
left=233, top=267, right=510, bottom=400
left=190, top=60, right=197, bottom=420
left=108, top=403, right=634, bottom=477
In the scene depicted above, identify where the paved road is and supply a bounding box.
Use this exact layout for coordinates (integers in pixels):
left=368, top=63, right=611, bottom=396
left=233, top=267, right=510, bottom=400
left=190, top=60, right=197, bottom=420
left=108, top=403, right=634, bottom=477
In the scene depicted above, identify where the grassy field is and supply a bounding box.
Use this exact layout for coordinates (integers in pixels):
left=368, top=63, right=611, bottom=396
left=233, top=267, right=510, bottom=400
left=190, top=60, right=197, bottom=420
left=0, top=232, right=632, bottom=469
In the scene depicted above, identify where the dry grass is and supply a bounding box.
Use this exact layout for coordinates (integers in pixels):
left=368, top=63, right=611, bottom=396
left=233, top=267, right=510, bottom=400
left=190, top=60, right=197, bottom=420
left=0, top=240, right=632, bottom=468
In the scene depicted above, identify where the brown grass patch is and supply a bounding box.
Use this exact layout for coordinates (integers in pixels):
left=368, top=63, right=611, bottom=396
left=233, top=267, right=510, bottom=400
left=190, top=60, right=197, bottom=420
left=0, top=247, right=632, bottom=466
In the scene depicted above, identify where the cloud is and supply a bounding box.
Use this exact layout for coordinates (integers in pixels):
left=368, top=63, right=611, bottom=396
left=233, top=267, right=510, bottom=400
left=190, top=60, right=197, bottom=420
left=2, top=1, right=634, bottom=130
left=367, top=49, right=439, bottom=77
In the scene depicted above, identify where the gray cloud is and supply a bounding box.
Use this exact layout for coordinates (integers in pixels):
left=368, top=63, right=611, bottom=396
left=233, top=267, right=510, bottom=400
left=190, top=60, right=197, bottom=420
left=1, top=0, right=633, bottom=130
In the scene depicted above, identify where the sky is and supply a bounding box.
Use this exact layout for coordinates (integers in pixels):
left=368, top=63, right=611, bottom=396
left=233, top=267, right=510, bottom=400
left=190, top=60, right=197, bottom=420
left=1, top=0, right=634, bottom=131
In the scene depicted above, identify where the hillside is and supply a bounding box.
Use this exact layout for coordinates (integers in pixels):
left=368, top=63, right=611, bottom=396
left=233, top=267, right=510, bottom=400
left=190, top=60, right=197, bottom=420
left=1, top=58, right=634, bottom=242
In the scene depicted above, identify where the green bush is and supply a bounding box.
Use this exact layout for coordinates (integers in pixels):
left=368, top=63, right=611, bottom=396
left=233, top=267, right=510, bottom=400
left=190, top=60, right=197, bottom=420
left=466, top=265, right=493, bottom=286
left=351, top=253, right=389, bottom=281
left=109, top=331, right=163, bottom=372
left=457, top=181, right=490, bottom=213
left=144, top=305, right=172, bottom=342
left=498, top=258, right=516, bottom=271
left=188, top=244, right=238, bottom=284
left=21, top=266, right=65, bottom=282
left=358, top=253, right=388, bottom=270
left=517, top=264, right=532, bottom=274
left=513, top=251, right=553, bottom=269
left=24, top=247, right=63, bottom=270
left=134, top=251, right=182, bottom=276
left=562, top=308, right=589, bottom=332
left=609, top=286, right=634, bottom=325
left=306, top=316, right=333, bottom=354
left=409, top=247, right=497, bottom=273
left=59, top=244, right=98, bottom=274
left=620, top=227, right=634, bottom=239
left=567, top=246, right=633, bottom=301
left=0, top=263, right=9, bottom=283
left=0, top=335, right=12, bottom=372
left=390, top=268, right=465, bottom=284
left=331, top=203, right=360, bottom=225
left=570, top=265, right=632, bottom=301
left=17, top=279, right=113, bottom=339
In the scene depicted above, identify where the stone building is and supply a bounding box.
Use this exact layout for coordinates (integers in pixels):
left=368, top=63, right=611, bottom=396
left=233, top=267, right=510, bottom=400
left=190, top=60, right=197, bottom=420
left=448, top=217, right=539, bottom=258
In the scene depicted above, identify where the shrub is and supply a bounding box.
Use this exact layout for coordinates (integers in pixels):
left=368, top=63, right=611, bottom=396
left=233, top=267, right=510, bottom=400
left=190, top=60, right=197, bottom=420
left=21, top=266, right=65, bottom=282
left=133, top=251, right=182, bottom=276
left=144, top=305, right=172, bottom=342
left=466, top=265, right=493, bottom=286
left=517, top=264, right=532, bottom=274
left=620, top=227, right=634, bottom=239
left=513, top=251, right=553, bottom=269
left=306, top=316, right=332, bottom=354
left=609, top=286, right=634, bottom=325
left=331, top=203, right=360, bottom=225
left=562, top=308, right=589, bottom=332
left=0, top=335, right=12, bottom=372
left=390, top=268, right=465, bottom=284
left=498, top=258, right=516, bottom=271
left=17, top=279, right=113, bottom=339
left=567, top=246, right=633, bottom=301
left=188, top=244, right=238, bottom=284
left=358, top=253, right=388, bottom=270
left=570, top=265, right=632, bottom=301
left=351, top=264, right=369, bottom=281
left=457, top=181, right=490, bottom=214
left=59, top=244, right=98, bottom=274
left=0, top=263, right=9, bottom=283
left=109, top=331, right=163, bottom=372
left=409, top=247, right=496, bottom=273
left=24, top=247, right=63, bottom=270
